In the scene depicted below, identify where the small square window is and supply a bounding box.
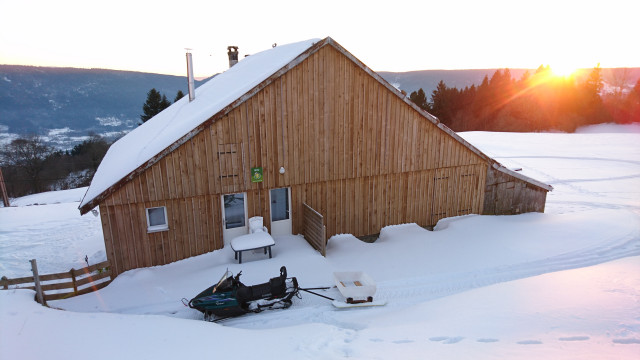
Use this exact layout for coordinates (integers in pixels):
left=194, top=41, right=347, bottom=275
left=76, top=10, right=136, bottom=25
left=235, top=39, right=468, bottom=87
left=146, top=206, right=168, bottom=233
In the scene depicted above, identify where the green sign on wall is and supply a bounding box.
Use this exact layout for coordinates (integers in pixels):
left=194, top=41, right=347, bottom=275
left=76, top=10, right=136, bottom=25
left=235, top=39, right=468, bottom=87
left=251, top=167, right=263, bottom=183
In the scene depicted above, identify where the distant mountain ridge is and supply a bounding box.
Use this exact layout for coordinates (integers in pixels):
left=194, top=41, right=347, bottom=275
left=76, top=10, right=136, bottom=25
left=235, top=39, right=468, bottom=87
left=1, top=65, right=638, bottom=149
left=0, top=65, right=208, bottom=148
left=380, top=69, right=529, bottom=94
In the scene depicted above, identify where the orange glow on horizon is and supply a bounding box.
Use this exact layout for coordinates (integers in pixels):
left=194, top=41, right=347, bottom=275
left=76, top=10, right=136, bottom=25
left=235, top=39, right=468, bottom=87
left=550, top=64, right=578, bottom=78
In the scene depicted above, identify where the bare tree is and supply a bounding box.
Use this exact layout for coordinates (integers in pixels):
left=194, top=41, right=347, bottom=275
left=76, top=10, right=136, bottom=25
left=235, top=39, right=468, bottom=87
left=0, top=135, right=54, bottom=194
left=610, top=68, right=630, bottom=98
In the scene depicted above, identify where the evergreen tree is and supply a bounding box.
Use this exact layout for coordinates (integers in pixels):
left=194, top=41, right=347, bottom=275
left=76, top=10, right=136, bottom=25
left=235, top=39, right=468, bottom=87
left=628, top=79, right=640, bottom=123
left=390, top=64, right=615, bottom=133
left=140, top=88, right=171, bottom=123
left=409, top=88, right=430, bottom=111
left=583, top=64, right=604, bottom=96
left=535, top=64, right=551, bottom=75
left=70, top=133, right=110, bottom=172
left=174, top=90, right=185, bottom=103
left=577, top=64, right=608, bottom=127
left=430, top=80, right=461, bottom=127
left=160, top=94, right=171, bottom=110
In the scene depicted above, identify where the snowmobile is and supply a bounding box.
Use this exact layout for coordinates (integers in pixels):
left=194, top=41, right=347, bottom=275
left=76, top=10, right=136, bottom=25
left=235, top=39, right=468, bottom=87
left=184, top=266, right=300, bottom=322
left=184, top=266, right=385, bottom=322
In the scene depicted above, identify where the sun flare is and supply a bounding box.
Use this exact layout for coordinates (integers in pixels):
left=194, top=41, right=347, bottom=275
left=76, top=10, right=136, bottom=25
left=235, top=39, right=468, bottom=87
left=551, top=63, right=578, bottom=77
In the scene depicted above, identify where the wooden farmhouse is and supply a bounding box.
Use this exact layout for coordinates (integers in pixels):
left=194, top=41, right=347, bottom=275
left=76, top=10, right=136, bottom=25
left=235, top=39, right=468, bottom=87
left=79, top=37, right=552, bottom=276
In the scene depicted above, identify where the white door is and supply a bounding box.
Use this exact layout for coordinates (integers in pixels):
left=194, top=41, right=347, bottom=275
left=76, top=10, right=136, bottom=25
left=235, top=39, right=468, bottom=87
left=270, top=187, right=292, bottom=236
left=221, top=193, right=248, bottom=244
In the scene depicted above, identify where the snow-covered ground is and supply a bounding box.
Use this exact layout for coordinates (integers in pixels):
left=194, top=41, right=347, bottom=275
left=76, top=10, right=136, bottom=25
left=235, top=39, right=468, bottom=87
left=1, top=123, right=639, bottom=359
left=0, top=187, right=105, bottom=277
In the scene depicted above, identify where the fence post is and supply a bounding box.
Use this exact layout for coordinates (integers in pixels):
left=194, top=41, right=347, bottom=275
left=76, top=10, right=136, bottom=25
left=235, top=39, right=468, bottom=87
left=0, top=167, right=9, bottom=208
left=322, top=225, right=327, bottom=256
left=70, top=268, right=78, bottom=295
left=30, top=259, right=47, bottom=306
left=1, top=276, right=8, bottom=289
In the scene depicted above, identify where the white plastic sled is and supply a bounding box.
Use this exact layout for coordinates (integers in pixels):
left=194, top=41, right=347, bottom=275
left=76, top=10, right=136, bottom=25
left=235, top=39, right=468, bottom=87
left=332, top=271, right=386, bottom=308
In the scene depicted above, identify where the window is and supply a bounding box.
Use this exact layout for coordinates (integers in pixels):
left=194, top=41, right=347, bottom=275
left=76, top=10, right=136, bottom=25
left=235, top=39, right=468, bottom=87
left=146, top=206, right=169, bottom=233
left=223, top=193, right=246, bottom=229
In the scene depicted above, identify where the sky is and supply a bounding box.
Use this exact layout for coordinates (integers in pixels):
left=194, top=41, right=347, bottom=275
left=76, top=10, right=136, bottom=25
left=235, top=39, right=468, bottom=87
left=1, top=0, right=638, bottom=79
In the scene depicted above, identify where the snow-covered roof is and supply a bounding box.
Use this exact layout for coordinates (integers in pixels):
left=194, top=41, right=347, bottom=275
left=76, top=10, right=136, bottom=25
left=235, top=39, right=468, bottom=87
left=80, top=36, right=551, bottom=213
left=80, top=38, right=320, bottom=211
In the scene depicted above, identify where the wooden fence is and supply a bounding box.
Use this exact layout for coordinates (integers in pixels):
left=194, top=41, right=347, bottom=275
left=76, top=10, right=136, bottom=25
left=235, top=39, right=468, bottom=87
left=0, top=259, right=112, bottom=305
left=302, top=203, right=327, bottom=256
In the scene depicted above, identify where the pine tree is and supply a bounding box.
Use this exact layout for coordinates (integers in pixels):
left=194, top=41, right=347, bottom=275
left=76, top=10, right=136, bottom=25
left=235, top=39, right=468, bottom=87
left=583, top=64, right=603, bottom=97
left=409, top=88, right=430, bottom=111
left=161, top=94, right=170, bottom=109
left=628, top=79, right=640, bottom=123
left=174, top=90, right=185, bottom=103
left=430, top=80, right=458, bottom=126
left=140, top=88, right=171, bottom=123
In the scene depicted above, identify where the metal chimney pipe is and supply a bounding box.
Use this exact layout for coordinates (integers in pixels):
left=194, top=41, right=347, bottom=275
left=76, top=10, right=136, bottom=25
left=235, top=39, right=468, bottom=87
left=186, top=51, right=195, bottom=102
left=227, top=46, right=239, bottom=68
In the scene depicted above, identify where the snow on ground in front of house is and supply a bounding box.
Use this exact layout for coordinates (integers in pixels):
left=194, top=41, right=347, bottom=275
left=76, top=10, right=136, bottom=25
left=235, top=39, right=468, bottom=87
left=1, top=124, right=639, bottom=359
left=9, top=187, right=88, bottom=207
left=0, top=187, right=105, bottom=278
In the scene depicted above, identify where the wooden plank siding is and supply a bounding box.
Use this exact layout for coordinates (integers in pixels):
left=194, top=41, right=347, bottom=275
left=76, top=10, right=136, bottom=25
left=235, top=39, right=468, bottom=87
left=483, top=165, right=548, bottom=215
left=99, top=42, right=525, bottom=276
left=302, top=203, right=327, bottom=256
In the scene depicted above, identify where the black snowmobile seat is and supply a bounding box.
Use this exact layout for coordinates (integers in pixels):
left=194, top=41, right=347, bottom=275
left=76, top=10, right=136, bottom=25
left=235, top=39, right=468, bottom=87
left=236, top=269, right=288, bottom=304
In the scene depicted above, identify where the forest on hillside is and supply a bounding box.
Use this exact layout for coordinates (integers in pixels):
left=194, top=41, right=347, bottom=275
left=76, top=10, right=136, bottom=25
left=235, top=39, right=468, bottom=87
left=0, top=88, right=179, bottom=199
left=408, top=66, right=640, bottom=132
left=2, top=70, right=639, bottom=200
left=0, top=134, right=111, bottom=199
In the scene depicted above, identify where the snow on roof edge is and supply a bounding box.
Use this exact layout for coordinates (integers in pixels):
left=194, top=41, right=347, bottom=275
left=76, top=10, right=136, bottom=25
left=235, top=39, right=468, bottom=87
left=493, top=163, right=554, bottom=191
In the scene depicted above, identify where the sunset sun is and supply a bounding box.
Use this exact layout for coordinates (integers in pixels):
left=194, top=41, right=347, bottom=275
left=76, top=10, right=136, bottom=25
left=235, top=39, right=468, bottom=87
left=551, top=63, right=578, bottom=77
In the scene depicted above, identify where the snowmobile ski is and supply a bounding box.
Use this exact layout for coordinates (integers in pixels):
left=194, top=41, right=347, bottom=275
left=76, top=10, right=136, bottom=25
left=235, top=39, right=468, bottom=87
left=332, top=299, right=387, bottom=308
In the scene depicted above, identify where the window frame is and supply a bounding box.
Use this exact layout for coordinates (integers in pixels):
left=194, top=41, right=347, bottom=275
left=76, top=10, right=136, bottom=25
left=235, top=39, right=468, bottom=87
left=146, top=206, right=169, bottom=233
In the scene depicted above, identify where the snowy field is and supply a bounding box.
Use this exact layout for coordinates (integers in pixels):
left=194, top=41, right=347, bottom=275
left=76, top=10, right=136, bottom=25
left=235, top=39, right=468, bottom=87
left=1, top=123, right=639, bottom=359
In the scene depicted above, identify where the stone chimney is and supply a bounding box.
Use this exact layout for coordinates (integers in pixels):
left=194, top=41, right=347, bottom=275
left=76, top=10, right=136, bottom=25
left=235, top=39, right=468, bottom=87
left=227, top=46, right=239, bottom=68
